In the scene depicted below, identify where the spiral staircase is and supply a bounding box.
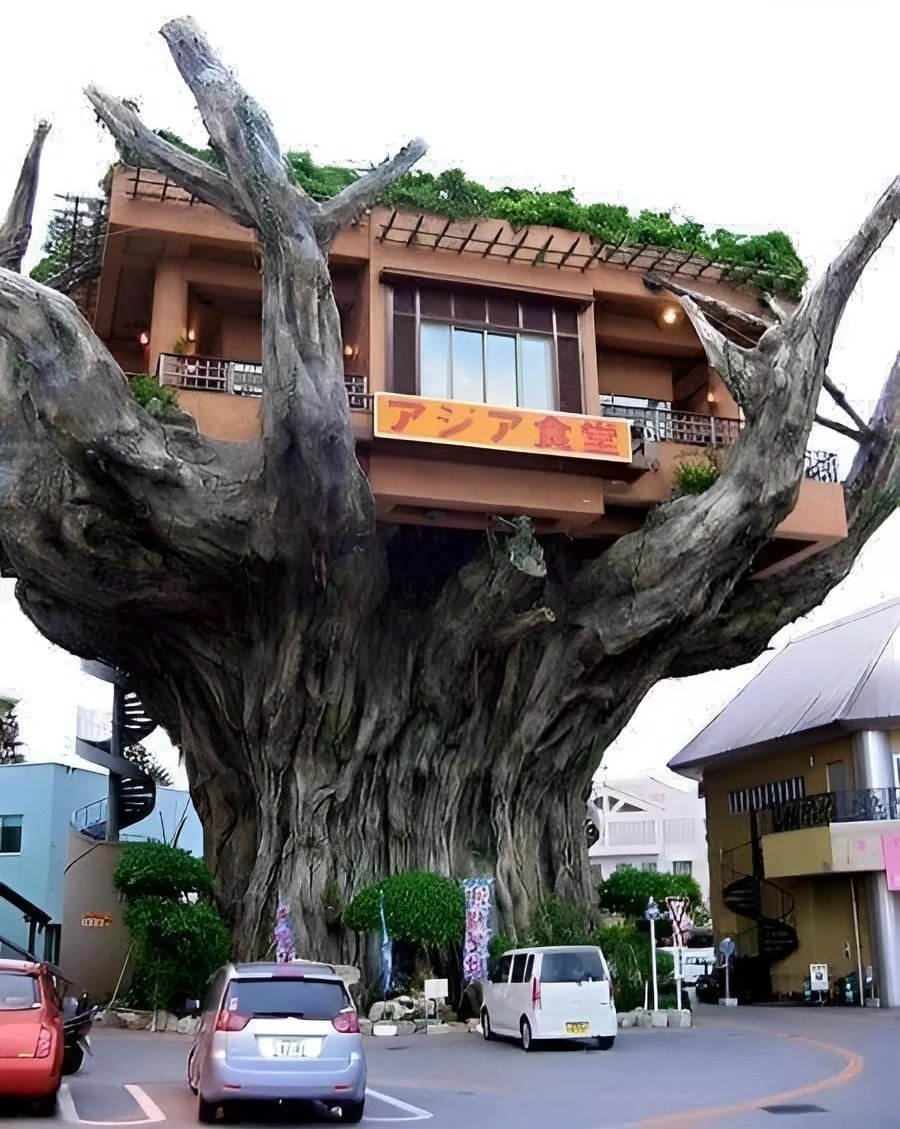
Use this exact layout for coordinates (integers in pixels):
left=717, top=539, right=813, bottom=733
left=72, top=661, right=158, bottom=842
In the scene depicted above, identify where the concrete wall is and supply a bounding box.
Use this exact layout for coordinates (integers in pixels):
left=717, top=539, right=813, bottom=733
left=0, top=764, right=202, bottom=994
left=0, top=764, right=106, bottom=947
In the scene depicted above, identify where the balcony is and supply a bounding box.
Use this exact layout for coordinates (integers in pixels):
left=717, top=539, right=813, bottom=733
left=760, top=789, right=900, bottom=833
left=602, top=402, right=838, bottom=483
left=760, top=789, right=900, bottom=880
left=157, top=353, right=372, bottom=409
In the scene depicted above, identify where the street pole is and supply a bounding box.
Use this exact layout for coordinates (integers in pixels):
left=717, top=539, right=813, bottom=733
left=650, top=913, right=659, bottom=1011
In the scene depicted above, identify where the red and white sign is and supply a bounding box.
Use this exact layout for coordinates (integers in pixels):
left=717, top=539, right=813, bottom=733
left=81, top=913, right=112, bottom=928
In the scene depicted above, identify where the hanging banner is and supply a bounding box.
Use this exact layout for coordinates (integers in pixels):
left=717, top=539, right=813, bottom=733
left=461, top=877, right=495, bottom=984
left=881, top=833, right=900, bottom=891
left=273, top=903, right=296, bottom=962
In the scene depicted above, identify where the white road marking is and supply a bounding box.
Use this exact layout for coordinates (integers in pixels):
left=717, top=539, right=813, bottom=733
left=55, top=1080, right=165, bottom=1125
left=124, top=1086, right=166, bottom=1123
left=364, top=1086, right=433, bottom=1121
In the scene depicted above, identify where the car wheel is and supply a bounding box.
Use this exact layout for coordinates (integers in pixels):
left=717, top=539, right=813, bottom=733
left=481, top=1008, right=493, bottom=1041
left=520, top=1018, right=535, bottom=1052
left=340, top=1099, right=365, bottom=1123
left=594, top=1035, right=615, bottom=1051
left=187, top=1047, right=199, bottom=1096
left=33, top=1093, right=58, bottom=1117
left=198, top=1096, right=218, bottom=1123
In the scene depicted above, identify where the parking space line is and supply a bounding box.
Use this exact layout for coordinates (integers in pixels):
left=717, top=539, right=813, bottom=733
left=124, top=1087, right=166, bottom=1123
left=365, top=1087, right=433, bottom=1121
left=57, top=1082, right=165, bottom=1125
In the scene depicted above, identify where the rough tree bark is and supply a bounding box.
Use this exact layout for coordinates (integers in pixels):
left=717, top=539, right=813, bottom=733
left=1, top=20, right=898, bottom=960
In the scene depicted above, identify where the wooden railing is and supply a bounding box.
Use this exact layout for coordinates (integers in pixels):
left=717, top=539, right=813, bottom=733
left=156, top=354, right=372, bottom=409
left=602, top=402, right=839, bottom=483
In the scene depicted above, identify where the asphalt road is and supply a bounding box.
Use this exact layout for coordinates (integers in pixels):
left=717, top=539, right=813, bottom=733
left=1, top=1004, right=899, bottom=1128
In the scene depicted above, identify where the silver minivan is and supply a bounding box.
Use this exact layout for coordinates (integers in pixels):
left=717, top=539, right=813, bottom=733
left=188, top=961, right=366, bottom=1123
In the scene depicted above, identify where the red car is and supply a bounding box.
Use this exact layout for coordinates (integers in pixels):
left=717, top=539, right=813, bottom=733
left=0, top=959, right=63, bottom=1115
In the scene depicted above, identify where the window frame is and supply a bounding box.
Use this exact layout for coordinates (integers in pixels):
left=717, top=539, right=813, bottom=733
left=0, top=814, right=23, bottom=855
left=672, top=860, right=693, bottom=876
left=510, top=953, right=529, bottom=984
left=390, top=284, right=583, bottom=414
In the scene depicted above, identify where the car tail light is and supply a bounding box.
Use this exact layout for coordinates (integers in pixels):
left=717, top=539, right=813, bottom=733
left=215, top=1010, right=250, bottom=1032
left=531, top=977, right=542, bottom=1010
left=332, top=1009, right=360, bottom=1034
left=35, top=1026, right=53, bottom=1059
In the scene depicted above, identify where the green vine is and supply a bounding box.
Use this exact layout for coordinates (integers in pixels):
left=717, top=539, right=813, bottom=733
left=114, top=132, right=807, bottom=298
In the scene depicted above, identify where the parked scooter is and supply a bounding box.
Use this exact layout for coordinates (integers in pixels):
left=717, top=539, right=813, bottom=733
left=61, top=990, right=100, bottom=1075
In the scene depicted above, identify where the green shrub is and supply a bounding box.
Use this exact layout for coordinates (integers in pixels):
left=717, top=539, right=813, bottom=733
left=527, top=898, right=594, bottom=947
left=598, top=866, right=705, bottom=921
left=123, top=895, right=229, bottom=1012
left=115, top=840, right=212, bottom=901
left=117, top=134, right=806, bottom=297
left=672, top=450, right=723, bottom=497
left=343, top=871, right=465, bottom=948
left=129, top=376, right=180, bottom=416
left=596, top=923, right=674, bottom=1012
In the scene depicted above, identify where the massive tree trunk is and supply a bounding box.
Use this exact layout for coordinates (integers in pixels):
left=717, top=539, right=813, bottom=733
left=1, top=19, right=898, bottom=961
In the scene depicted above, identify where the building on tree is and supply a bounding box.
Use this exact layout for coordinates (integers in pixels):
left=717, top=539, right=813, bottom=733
left=87, top=163, right=847, bottom=571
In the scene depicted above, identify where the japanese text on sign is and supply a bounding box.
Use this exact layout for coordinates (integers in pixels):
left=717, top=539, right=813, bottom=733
left=374, top=394, right=632, bottom=463
left=81, top=913, right=112, bottom=928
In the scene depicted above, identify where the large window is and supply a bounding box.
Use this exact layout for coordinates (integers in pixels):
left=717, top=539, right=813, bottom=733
left=391, top=284, right=583, bottom=413
left=420, top=323, right=556, bottom=410
left=0, top=815, right=23, bottom=854
left=608, top=820, right=656, bottom=847
left=672, top=861, right=693, bottom=876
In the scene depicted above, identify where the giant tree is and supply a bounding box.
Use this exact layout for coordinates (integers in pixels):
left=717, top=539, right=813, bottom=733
left=1, top=18, right=897, bottom=960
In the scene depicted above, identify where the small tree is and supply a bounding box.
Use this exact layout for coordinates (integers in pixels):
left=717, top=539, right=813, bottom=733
left=598, top=866, right=705, bottom=921
left=114, top=840, right=228, bottom=1012
left=0, top=707, right=24, bottom=765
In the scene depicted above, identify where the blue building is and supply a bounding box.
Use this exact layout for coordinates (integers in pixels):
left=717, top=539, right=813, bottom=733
left=0, top=760, right=202, bottom=959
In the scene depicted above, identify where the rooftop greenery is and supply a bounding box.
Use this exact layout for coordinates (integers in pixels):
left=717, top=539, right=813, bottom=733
left=117, top=131, right=807, bottom=297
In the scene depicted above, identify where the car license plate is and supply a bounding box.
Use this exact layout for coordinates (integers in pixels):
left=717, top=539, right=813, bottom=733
left=273, top=1039, right=320, bottom=1058
left=565, top=1022, right=589, bottom=1035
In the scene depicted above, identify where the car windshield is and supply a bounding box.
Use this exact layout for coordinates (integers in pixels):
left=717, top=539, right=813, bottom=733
left=0, top=971, right=40, bottom=1010
left=541, top=951, right=606, bottom=984
left=226, top=977, right=349, bottom=1020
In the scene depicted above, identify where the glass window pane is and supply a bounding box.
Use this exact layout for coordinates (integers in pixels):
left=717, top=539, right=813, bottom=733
left=520, top=336, right=554, bottom=410
left=510, top=954, right=528, bottom=983
left=485, top=334, right=517, bottom=407
left=420, top=323, right=450, bottom=399
left=451, top=329, right=485, bottom=403
left=0, top=815, right=22, bottom=854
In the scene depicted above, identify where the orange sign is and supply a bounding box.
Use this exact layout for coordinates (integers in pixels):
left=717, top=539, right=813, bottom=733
left=81, top=913, right=112, bottom=929
left=374, top=394, right=632, bottom=463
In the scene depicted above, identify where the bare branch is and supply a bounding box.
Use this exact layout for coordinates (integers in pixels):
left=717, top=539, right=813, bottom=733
left=671, top=355, right=900, bottom=676
left=644, top=271, right=772, bottom=346
left=85, top=87, right=250, bottom=225
left=678, top=295, right=752, bottom=411
left=823, top=374, right=874, bottom=438
left=814, top=413, right=865, bottom=443
left=314, top=139, right=427, bottom=246
left=0, top=122, right=50, bottom=271
left=793, top=176, right=900, bottom=366
left=158, top=17, right=319, bottom=230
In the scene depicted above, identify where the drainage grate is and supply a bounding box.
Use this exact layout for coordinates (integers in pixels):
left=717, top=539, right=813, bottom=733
left=761, top=1105, right=828, bottom=1115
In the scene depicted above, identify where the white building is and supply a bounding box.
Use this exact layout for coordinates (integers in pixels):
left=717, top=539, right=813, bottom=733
left=588, top=772, right=710, bottom=901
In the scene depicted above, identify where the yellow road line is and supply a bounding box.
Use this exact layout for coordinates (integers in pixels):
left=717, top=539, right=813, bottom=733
left=634, top=1031, right=864, bottom=1129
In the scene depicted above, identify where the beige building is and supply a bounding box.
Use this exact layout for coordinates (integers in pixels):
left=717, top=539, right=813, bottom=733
left=669, top=598, right=900, bottom=1006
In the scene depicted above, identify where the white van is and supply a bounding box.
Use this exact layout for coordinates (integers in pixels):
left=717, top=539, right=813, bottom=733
left=480, top=945, right=617, bottom=1051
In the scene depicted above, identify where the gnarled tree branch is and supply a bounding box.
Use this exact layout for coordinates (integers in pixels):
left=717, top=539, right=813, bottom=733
left=0, top=121, right=50, bottom=271
left=314, top=138, right=428, bottom=246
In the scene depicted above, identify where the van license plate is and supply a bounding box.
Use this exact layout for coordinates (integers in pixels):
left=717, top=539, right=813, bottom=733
left=565, top=1022, right=589, bottom=1035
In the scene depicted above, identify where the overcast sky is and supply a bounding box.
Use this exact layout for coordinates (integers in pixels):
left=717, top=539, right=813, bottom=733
left=1, top=1, right=898, bottom=787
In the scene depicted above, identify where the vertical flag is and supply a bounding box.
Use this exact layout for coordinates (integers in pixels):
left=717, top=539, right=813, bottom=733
left=379, top=889, right=392, bottom=995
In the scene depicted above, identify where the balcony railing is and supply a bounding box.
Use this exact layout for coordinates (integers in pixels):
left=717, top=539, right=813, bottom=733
left=760, top=788, right=900, bottom=834
left=602, top=403, right=838, bottom=483
left=156, top=354, right=372, bottom=409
